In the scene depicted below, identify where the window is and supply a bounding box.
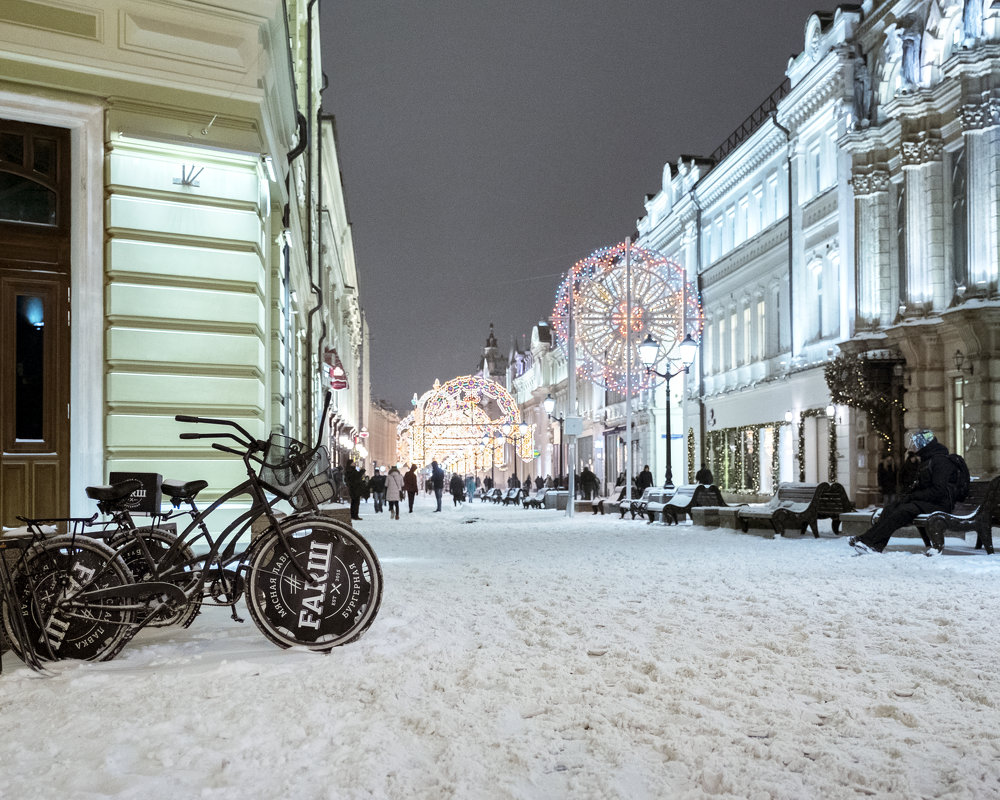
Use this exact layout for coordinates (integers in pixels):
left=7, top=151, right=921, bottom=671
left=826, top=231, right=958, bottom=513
left=750, top=186, right=763, bottom=236
left=952, top=148, right=968, bottom=291
left=718, top=316, right=727, bottom=371
left=713, top=217, right=723, bottom=262
left=736, top=197, right=748, bottom=245
left=702, top=223, right=713, bottom=264
left=767, top=174, right=779, bottom=224
left=724, top=207, right=735, bottom=252
left=729, top=311, right=737, bottom=368
left=742, top=306, right=751, bottom=364
left=756, top=299, right=766, bottom=358
left=808, top=142, right=822, bottom=198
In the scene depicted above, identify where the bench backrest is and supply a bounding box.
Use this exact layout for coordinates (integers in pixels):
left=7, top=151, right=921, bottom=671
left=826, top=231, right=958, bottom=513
left=664, top=486, right=698, bottom=506
left=692, top=484, right=726, bottom=507
left=770, top=482, right=827, bottom=511
left=954, top=476, right=1000, bottom=516
left=815, top=482, right=855, bottom=515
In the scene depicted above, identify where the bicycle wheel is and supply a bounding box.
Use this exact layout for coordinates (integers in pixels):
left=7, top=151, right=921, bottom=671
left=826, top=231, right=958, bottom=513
left=1, top=535, right=136, bottom=663
left=115, top=529, right=201, bottom=629
left=245, top=516, right=382, bottom=651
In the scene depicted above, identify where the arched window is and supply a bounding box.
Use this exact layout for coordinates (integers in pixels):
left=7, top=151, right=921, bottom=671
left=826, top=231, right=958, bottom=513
left=0, top=126, right=60, bottom=226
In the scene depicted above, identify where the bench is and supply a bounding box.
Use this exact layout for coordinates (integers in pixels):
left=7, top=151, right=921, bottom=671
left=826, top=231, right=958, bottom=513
left=605, top=487, right=641, bottom=518
left=628, top=487, right=674, bottom=520
left=523, top=489, right=549, bottom=509
left=649, top=484, right=728, bottom=525
left=738, top=482, right=853, bottom=538
left=501, top=488, right=523, bottom=506
left=914, top=475, right=1000, bottom=554
left=591, top=488, right=624, bottom=515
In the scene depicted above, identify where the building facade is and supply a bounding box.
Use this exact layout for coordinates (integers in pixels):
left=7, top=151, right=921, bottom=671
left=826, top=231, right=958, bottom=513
left=0, top=1, right=367, bottom=524
left=513, top=0, right=999, bottom=504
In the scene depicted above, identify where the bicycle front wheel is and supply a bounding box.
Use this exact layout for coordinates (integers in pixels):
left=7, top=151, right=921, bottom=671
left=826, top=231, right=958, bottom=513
left=245, top=516, right=382, bottom=651
left=1, top=535, right=136, bottom=663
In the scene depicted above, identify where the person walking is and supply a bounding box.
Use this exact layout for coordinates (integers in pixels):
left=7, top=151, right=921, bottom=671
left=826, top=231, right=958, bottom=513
left=850, top=429, right=965, bottom=555
left=431, top=460, right=445, bottom=512
left=579, top=466, right=598, bottom=500
left=403, top=464, right=419, bottom=513
left=449, top=471, right=466, bottom=507
left=465, top=474, right=476, bottom=502
left=385, top=464, right=404, bottom=520
left=636, top=465, right=654, bottom=493
left=877, top=454, right=897, bottom=506
left=344, top=459, right=365, bottom=521
left=368, top=467, right=387, bottom=514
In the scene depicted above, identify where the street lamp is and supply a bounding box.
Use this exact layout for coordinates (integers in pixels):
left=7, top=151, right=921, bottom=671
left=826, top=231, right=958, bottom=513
left=638, top=333, right=698, bottom=487
left=482, top=430, right=503, bottom=488
left=542, top=394, right=565, bottom=487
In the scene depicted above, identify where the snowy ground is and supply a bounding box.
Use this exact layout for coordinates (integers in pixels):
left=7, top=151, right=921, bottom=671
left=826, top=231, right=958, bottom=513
left=3, top=494, right=1000, bottom=800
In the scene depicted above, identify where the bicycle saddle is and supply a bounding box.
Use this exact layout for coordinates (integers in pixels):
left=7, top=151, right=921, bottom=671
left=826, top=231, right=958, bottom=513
left=86, top=480, right=141, bottom=503
left=161, top=479, right=208, bottom=503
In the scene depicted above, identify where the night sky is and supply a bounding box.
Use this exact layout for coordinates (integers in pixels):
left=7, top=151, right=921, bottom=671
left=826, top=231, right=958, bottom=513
left=322, top=2, right=831, bottom=411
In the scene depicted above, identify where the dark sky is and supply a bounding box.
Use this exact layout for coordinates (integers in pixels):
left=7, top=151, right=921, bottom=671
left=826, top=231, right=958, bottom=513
left=322, top=1, right=829, bottom=412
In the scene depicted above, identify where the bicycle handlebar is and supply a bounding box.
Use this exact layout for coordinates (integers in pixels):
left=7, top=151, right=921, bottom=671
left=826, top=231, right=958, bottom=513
left=211, top=442, right=246, bottom=457
left=174, top=413, right=255, bottom=445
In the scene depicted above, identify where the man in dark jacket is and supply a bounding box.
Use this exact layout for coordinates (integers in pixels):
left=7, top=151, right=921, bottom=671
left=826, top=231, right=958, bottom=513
left=579, top=466, right=598, bottom=500
left=696, top=464, right=714, bottom=485
left=850, top=429, right=958, bottom=555
left=431, top=460, right=445, bottom=512
left=636, top=465, right=654, bottom=493
left=344, top=459, right=365, bottom=520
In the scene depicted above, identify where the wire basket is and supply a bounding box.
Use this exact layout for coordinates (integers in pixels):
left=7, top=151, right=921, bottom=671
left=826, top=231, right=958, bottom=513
left=258, top=434, right=319, bottom=499
left=290, top=447, right=337, bottom=510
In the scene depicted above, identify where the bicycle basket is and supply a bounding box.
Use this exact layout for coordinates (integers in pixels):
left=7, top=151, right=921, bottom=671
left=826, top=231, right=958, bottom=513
left=258, top=434, right=318, bottom=499
left=290, top=447, right=337, bottom=510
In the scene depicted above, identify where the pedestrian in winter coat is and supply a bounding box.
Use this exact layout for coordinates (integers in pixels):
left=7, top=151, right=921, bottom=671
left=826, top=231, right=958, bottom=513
left=850, top=429, right=963, bottom=555
left=449, top=472, right=465, bottom=507
left=431, top=460, right=445, bottom=512
left=344, top=460, right=365, bottom=520
left=579, top=467, right=598, bottom=500
left=403, top=464, right=419, bottom=513
left=385, top=465, right=404, bottom=519
left=368, top=468, right=387, bottom=513
left=465, top=474, right=476, bottom=501
left=877, top=454, right=897, bottom=505
left=330, top=465, right=345, bottom=502
left=696, top=464, right=714, bottom=485
left=544, top=475, right=553, bottom=488
left=636, top=465, right=654, bottom=493
left=535, top=475, right=544, bottom=491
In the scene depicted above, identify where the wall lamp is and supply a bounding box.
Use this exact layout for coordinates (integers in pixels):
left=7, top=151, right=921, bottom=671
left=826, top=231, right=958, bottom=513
left=953, top=350, right=973, bottom=375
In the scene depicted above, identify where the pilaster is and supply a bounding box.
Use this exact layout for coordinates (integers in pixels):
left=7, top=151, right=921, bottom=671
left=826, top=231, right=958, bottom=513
left=900, top=131, right=947, bottom=310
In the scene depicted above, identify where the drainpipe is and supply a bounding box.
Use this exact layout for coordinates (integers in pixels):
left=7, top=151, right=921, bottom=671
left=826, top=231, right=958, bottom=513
left=304, top=0, right=320, bottom=435
left=312, top=78, right=332, bottom=439
left=691, top=188, right=705, bottom=463
left=771, top=113, right=795, bottom=359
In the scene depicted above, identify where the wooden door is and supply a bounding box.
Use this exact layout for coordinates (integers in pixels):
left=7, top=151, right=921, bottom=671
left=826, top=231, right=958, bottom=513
left=0, top=119, right=71, bottom=526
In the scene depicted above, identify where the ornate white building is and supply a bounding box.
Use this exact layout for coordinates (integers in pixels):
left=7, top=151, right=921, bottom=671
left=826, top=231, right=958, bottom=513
left=513, top=0, right=999, bottom=504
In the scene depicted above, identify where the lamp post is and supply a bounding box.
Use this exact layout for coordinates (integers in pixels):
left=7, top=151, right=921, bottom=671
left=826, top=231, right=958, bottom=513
left=482, top=430, right=503, bottom=488
left=638, top=333, right=698, bottom=487
left=542, top=394, right=565, bottom=487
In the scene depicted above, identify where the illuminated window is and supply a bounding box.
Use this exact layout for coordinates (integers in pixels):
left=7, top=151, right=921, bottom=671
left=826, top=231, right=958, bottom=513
left=756, top=299, right=766, bottom=357
left=742, top=306, right=751, bottom=364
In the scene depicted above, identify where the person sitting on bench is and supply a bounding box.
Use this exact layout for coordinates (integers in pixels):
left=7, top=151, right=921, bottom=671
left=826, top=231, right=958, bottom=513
left=849, top=429, right=961, bottom=556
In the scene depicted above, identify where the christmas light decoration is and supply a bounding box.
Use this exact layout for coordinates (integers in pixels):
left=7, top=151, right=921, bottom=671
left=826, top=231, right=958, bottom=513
left=550, top=242, right=703, bottom=393
left=398, top=375, right=534, bottom=472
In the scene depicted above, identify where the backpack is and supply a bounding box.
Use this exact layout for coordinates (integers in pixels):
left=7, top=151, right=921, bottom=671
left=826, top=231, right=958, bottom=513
left=947, top=453, right=971, bottom=502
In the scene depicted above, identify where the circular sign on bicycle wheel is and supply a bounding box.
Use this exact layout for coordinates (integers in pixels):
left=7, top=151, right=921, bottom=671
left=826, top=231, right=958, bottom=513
left=246, top=518, right=381, bottom=650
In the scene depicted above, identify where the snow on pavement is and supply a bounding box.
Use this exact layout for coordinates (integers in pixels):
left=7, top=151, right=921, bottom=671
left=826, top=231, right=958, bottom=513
left=2, top=495, right=1000, bottom=800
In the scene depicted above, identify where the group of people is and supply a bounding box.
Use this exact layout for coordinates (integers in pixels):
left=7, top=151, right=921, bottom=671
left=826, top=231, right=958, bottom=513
left=335, top=460, right=422, bottom=520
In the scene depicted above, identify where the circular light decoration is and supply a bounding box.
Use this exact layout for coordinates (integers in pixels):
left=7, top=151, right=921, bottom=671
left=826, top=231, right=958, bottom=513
left=397, top=375, right=534, bottom=472
left=550, top=242, right=703, bottom=393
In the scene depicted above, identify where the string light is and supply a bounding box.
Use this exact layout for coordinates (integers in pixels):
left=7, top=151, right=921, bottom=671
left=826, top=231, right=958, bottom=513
left=550, top=242, right=704, bottom=394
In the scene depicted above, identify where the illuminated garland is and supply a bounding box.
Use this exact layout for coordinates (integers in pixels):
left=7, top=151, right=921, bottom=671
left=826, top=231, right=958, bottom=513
left=550, top=242, right=703, bottom=394
left=824, top=353, right=905, bottom=455
left=686, top=428, right=695, bottom=484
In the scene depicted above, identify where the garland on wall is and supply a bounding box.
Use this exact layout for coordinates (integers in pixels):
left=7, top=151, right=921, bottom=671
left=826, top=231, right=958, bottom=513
left=798, top=408, right=839, bottom=484
left=824, top=353, right=905, bottom=455
left=687, top=428, right=696, bottom=484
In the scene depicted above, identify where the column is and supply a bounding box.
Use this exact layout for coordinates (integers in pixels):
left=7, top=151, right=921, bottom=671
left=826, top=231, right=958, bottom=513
left=959, top=96, right=1000, bottom=294
left=851, top=168, right=892, bottom=325
left=900, top=132, right=946, bottom=310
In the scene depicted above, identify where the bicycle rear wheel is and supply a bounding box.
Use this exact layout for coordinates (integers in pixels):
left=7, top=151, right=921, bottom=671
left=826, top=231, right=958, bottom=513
left=1, top=535, right=136, bottom=663
left=245, top=516, right=382, bottom=651
left=115, top=529, right=201, bottom=629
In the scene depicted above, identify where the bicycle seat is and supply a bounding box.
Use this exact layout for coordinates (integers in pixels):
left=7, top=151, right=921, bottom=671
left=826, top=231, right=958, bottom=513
left=86, top=480, right=141, bottom=503
left=161, top=479, right=208, bottom=502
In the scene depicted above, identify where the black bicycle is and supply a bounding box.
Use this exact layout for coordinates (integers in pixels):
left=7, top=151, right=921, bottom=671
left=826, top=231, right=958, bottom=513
left=1, top=401, right=382, bottom=669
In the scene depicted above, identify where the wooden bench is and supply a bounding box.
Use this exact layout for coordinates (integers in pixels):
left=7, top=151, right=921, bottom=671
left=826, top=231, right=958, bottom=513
left=649, top=484, right=728, bottom=525
left=738, top=482, right=851, bottom=538
left=605, top=487, right=641, bottom=518
left=914, top=475, right=1000, bottom=554
left=628, top=487, right=674, bottom=520
left=482, top=488, right=502, bottom=503
left=592, top=488, right=624, bottom=515
left=814, top=482, right=856, bottom=534
left=522, top=488, right=549, bottom=509
left=501, top=488, right=524, bottom=506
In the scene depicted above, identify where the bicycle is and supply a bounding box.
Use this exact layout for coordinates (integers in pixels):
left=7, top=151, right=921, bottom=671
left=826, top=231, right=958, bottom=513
left=1, top=398, right=382, bottom=670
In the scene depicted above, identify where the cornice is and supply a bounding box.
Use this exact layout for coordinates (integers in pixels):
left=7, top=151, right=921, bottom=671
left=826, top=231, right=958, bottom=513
left=699, top=219, right=788, bottom=283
